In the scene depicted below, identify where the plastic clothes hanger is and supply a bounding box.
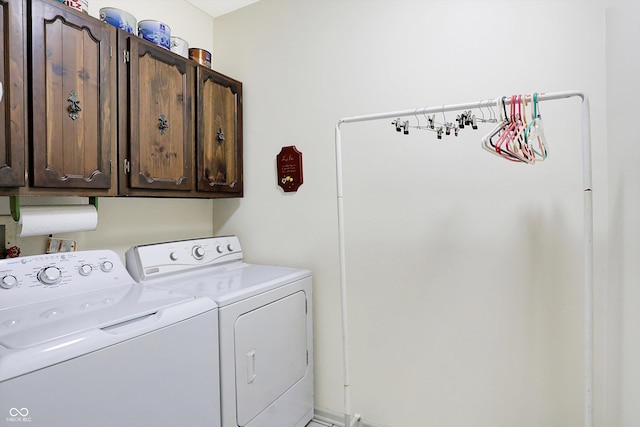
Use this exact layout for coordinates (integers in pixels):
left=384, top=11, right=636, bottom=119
left=482, top=97, right=517, bottom=161
left=496, top=95, right=530, bottom=162
left=496, top=96, right=517, bottom=157
left=514, top=95, right=535, bottom=163
left=511, top=95, right=535, bottom=164
left=481, top=97, right=520, bottom=161
left=525, top=92, right=548, bottom=160
left=521, top=95, right=536, bottom=162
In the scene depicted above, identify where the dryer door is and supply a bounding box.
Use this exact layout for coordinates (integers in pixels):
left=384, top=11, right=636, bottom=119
left=234, top=290, right=308, bottom=426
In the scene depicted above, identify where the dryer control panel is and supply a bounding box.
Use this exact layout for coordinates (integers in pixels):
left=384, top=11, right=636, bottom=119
left=126, top=236, right=243, bottom=282
left=0, top=250, right=133, bottom=309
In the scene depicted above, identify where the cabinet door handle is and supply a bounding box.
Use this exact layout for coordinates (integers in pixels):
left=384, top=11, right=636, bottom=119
left=0, top=82, right=3, bottom=103
left=67, top=90, right=82, bottom=120
left=159, top=113, right=169, bottom=135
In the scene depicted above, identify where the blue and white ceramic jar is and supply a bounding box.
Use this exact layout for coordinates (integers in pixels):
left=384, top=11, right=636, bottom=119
left=138, top=20, right=171, bottom=50
left=99, top=8, right=137, bottom=34
left=170, top=36, right=189, bottom=58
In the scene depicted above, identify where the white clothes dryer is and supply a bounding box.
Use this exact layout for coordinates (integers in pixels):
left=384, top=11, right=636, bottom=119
left=0, top=250, right=220, bottom=427
left=126, top=236, right=314, bottom=427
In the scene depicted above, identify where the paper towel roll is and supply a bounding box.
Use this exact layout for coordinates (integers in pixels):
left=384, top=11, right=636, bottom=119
left=18, top=205, right=98, bottom=237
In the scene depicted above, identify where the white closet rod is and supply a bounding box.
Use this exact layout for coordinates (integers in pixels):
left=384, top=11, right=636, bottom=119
left=334, top=90, right=593, bottom=427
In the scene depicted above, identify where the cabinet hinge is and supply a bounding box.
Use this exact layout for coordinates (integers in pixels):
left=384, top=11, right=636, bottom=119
left=124, top=159, right=130, bottom=174
left=110, top=46, right=113, bottom=58
left=123, top=50, right=130, bottom=64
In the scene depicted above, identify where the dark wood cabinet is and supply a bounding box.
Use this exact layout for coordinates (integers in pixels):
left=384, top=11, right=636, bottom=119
left=196, top=67, right=243, bottom=195
left=29, top=0, right=117, bottom=193
left=119, top=33, right=243, bottom=198
left=0, top=0, right=27, bottom=188
left=118, top=32, right=194, bottom=196
left=1, top=0, right=242, bottom=199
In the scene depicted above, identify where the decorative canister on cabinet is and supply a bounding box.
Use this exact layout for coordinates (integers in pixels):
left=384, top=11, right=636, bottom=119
left=170, top=37, right=189, bottom=58
left=63, top=0, right=88, bottom=13
left=189, top=48, right=212, bottom=68
left=100, top=7, right=137, bottom=34
left=138, top=20, right=171, bottom=50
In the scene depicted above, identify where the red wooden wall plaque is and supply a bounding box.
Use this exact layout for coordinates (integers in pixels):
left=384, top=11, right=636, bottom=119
left=276, top=146, right=303, bottom=192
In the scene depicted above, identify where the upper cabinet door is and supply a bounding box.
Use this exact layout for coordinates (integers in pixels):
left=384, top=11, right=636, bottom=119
left=0, top=0, right=26, bottom=187
left=196, top=68, right=243, bottom=195
left=30, top=0, right=116, bottom=190
left=119, top=33, right=194, bottom=193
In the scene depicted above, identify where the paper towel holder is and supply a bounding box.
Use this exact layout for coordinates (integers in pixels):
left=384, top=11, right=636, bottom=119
left=10, top=196, right=98, bottom=222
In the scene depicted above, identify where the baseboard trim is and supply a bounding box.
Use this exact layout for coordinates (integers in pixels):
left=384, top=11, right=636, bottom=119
left=314, top=407, right=391, bottom=427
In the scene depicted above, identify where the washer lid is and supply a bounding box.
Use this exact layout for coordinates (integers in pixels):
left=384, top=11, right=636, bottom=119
left=146, top=264, right=311, bottom=307
left=0, top=284, right=196, bottom=349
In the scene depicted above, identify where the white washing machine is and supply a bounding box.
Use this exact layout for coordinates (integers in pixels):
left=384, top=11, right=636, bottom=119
left=0, top=250, right=221, bottom=427
left=125, top=236, right=314, bottom=427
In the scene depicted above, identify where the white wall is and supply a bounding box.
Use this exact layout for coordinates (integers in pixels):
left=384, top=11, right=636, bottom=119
left=211, top=1, right=610, bottom=426
left=0, top=0, right=217, bottom=258
left=89, top=0, right=215, bottom=54
left=606, top=4, right=640, bottom=427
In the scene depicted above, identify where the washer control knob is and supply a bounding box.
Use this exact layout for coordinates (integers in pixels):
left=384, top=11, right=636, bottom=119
left=170, top=252, right=179, bottom=261
left=39, top=267, right=62, bottom=285
left=216, top=245, right=224, bottom=254
left=100, top=261, right=114, bottom=272
left=79, top=264, right=93, bottom=276
left=0, top=275, right=18, bottom=289
left=192, top=246, right=205, bottom=260
left=227, top=244, right=234, bottom=252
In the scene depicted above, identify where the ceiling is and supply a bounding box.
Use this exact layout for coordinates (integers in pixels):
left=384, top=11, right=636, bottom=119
left=185, top=0, right=260, bottom=17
